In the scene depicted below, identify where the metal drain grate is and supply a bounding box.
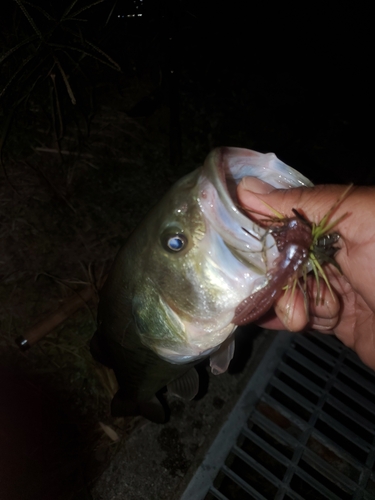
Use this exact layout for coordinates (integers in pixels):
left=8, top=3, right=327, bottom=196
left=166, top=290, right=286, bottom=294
left=181, top=331, right=375, bottom=500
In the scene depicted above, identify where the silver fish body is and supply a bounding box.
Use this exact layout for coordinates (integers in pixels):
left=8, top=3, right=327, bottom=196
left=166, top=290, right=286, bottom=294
left=92, top=147, right=312, bottom=421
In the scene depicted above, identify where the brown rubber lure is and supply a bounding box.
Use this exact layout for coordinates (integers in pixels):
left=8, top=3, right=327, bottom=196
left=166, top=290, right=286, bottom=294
left=232, top=210, right=339, bottom=326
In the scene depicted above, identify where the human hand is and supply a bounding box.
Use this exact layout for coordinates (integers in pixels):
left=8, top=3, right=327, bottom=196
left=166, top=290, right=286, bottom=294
left=237, top=178, right=375, bottom=371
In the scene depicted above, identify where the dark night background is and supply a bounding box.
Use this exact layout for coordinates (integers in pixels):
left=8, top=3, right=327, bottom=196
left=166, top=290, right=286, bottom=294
left=1, top=0, right=373, bottom=182
left=104, top=0, right=372, bottom=183
left=0, top=1, right=374, bottom=499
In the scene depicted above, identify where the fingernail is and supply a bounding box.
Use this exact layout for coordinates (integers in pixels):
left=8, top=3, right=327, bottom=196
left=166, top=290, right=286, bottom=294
left=311, top=324, right=334, bottom=332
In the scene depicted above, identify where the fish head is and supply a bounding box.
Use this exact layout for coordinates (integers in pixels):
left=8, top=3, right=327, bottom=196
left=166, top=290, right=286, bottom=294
left=127, top=147, right=312, bottom=364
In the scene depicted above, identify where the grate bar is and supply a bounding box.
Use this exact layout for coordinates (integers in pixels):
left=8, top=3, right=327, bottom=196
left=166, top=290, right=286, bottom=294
left=284, top=347, right=330, bottom=380
left=302, top=447, right=357, bottom=491
left=274, top=489, right=308, bottom=500
left=291, top=468, right=343, bottom=500
left=206, top=487, right=230, bottom=500
left=356, top=443, right=375, bottom=497
left=338, top=365, right=375, bottom=397
left=269, top=377, right=316, bottom=413
left=241, top=426, right=292, bottom=467
left=221, top=464, right=268, bottom=499
left=345, top=349, right=375, bottom=376
left=231, top=440, right=358, bottom=497
left=260, top=393, right=310, bottom=430
left=318, top=410, right=371, bottom=452
left=333, top=379, right=375, bottom=416
left=368, top=442, right=375, bottom=469
left=311, top=427, right=370, bottom=471
left=277, top=360, right=325, bottom=397
left=260, top=386, right=371, bottom=467
left=252, top=407, right=362, bottom=493
left=251, top=408, right=303, bottom=448
left=232, top=444, right=285, bottom=488
left=292, top=335, right=336, bottom=366
left=326, top=394, right=375, bottom=433
left=352, top=470, right=374, bottom=500
left=305, top=331, right=343, bottom=353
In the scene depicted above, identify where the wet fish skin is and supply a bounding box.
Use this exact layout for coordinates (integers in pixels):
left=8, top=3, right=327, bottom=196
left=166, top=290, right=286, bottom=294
left=92, top=147, right=312, bottom=422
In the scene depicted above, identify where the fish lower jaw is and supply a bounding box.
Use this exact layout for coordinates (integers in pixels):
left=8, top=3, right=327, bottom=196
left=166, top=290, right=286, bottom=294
left=152, top=322, right=236, bottom=365
left=154, top=345, right=219, bottom=364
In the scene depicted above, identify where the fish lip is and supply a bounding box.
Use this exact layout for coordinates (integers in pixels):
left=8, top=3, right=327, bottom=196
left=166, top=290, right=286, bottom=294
left=198, top=149, right=275, bottom=274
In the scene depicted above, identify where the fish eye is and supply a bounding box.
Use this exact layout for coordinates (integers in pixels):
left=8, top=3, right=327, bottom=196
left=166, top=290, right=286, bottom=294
left=162, top=233, right=188, bottom=252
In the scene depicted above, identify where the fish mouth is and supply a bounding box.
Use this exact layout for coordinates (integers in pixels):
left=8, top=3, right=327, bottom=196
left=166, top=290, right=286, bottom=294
left=198, top=148, right=277, bottom=275
left=198, top=147, right=313, bottom=275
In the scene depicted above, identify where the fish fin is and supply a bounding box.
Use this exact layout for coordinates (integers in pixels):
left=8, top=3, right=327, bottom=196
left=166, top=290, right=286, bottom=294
left=167, top=368, right=199, bottom=400
left=139, top=397, right=168, bottom=424
left=210, top=337, right=235, bottom=375
left=111, top=390, right=168, bottom=424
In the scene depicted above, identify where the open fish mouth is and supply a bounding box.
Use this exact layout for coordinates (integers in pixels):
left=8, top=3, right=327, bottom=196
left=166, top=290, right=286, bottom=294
left=197, top=147, right=313, bottom=275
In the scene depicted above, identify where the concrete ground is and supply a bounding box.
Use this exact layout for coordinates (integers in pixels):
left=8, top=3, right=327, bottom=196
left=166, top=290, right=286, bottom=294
left=90, top=327, right=276, bottom=500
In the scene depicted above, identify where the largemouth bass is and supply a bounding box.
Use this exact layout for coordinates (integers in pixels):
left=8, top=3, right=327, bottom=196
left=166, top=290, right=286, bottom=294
left=91, top=147, right=313, bottom=422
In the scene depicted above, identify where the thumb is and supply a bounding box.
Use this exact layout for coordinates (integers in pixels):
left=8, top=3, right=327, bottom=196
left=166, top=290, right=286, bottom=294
left=237, top=177, right=350, bottom=228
